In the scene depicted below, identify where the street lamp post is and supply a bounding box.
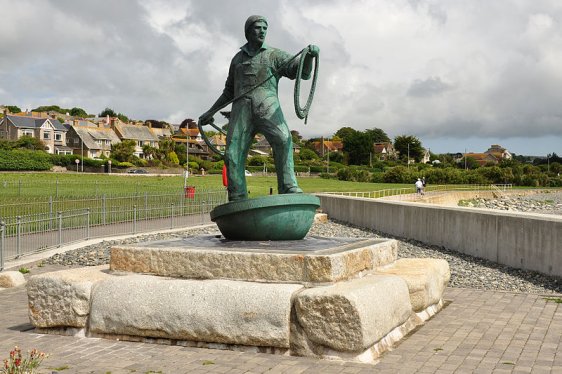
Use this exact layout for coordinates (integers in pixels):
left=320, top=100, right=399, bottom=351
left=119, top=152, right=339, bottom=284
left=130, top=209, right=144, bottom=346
left=407, top=143, right=410, bottom=170
left=81, top=139, right=84, bottom=172
left=107, top=160, right=112, bottom=174
left=75, top=159, right=79, bottom=173
left=184, top=136, right=190, bottom=190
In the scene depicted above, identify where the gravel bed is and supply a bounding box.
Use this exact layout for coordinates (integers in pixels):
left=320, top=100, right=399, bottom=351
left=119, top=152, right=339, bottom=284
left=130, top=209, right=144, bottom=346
left=43, top=220, right=561, bottom=295
left=460, top=191, right=562, bottom=215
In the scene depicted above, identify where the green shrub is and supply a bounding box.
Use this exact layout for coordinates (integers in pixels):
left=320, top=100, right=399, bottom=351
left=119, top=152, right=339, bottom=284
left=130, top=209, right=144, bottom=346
left=370, top=172, right=384, bottom=183
left=115, top=161, right=135, bottom=168
left=0, top=149, right=52, bottom=171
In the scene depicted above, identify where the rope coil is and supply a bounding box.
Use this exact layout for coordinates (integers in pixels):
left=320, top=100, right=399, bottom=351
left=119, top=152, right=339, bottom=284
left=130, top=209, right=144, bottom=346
left=294, top=46, right=319, bottom=124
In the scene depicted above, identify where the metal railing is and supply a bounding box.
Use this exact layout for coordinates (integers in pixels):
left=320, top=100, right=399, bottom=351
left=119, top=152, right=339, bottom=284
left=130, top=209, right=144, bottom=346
left=322, top=184, right=513, bottom=199
left=0, top=189, right=227, bottom=269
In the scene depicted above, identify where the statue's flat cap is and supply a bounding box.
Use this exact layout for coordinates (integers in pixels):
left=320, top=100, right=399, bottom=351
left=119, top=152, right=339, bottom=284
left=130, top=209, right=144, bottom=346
left=244, top=15, right=268, bottom=33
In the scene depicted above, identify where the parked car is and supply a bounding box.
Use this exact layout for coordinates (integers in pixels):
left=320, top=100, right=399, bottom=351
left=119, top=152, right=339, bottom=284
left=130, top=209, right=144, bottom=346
left=127, top=169, right=148, bottom=174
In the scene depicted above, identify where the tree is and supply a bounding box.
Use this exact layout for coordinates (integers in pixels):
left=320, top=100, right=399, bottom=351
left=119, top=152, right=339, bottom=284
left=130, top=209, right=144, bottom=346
left=290, top=130, right=303, bottom=145
left=14, top=136, right=46, bottom=151
left=99, top=108, right=117, bottom=117
left=298, top=148, right=319, bottom=161
left=334, top=126, right=357, bottom=143
left=343, top=131, right=372, bottom=165
left=364, top=128, right=390, bottom=143
left=69, top=107, right=88, bottom=117
left=32, top=105, right=65, bottom=114
left=111, top=140, right=136, bottom=162
left=393, top=135, right=424, bottom=163
left=99, top=108, right=129, bottom=123
left=5, top=105, right=21, bottom=113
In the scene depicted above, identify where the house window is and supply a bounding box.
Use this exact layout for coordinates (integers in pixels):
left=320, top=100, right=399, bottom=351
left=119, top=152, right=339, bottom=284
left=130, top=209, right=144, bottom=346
left=74, top=138, right=79, bottom=145
left=105, top=140, right=111, bottom=146
left=43, top=132, right=50, bottom=140
left=55, top=133, right=62, bottom=141
left=23, top=131, right=33, bottom=137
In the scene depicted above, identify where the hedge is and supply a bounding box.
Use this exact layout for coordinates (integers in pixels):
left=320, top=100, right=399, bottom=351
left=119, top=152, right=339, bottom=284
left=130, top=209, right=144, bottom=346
left=0, top=149, right=53, bottom=171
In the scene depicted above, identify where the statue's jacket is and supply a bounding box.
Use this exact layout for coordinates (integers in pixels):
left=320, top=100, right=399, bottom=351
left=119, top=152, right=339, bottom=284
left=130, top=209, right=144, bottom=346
left=222, top=43, right=303, bottom=120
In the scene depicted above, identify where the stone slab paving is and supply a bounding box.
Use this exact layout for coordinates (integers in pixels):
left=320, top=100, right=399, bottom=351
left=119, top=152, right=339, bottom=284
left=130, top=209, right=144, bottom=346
left=0, top=266, right=560, bottom=373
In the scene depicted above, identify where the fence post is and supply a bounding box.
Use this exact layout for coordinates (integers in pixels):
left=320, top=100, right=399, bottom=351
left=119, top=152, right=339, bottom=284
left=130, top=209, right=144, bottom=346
left=16, top=216, right=21, bottom=257
left=49, top=195, right=53, bottom=230
left=171, top=203, right=175, bottom=229
left=55, top=179, right=59, bottom=198
left=0, top=221, right=4, bottom=271
left=102, top=194, right=107, bottom=225
left=145, top=192, right=148, bottom=212
left=133, top=205, right=137, bottom=234
left=86, top=208, right=90, bottom=240
left=18, top=179, right=22, bottom=197
left=200, top=201, right=205, bottom=224
left=57, top=212, right=62, bottom=247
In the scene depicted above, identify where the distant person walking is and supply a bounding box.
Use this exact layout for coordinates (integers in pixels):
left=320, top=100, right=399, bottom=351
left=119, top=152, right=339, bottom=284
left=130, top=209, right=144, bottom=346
left=415, top=178, right=424, bottom=195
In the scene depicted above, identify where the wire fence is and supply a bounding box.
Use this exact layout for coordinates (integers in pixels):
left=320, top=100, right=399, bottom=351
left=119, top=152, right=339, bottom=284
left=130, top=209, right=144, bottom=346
left=0, top=188, right=227, bottom=270
left=322, top=184, right=513, bottom=199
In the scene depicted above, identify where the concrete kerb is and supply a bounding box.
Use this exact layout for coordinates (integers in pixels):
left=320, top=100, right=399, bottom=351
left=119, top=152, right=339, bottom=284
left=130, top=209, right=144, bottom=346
left=1, top=223, right=217, bottom=273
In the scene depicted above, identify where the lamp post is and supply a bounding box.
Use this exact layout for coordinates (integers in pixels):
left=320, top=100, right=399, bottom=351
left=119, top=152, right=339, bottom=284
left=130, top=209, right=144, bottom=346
left=75, top=159, right=79, bottom=173
left=107, top=160, right=112, bottom=174
left=407, top=143, right=410, bottom=170
left=184, top=135, right=190, bottom=190
left=81, top=139, right=84, bottom=172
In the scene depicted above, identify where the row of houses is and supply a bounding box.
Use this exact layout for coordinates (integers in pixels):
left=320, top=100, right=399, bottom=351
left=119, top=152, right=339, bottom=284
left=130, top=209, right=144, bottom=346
left=0, top=110, right=217, bottom=159
left=0, top=109, right=513, bottom=165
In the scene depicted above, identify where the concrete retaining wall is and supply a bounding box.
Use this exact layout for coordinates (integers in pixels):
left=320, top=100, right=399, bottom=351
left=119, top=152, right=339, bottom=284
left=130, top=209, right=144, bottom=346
left=318, top=194, right=562, bottom=277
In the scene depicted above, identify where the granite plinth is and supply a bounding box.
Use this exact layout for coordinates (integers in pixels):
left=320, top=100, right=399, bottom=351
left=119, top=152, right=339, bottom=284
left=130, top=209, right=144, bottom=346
left=110, top=235, right=398, bottom=284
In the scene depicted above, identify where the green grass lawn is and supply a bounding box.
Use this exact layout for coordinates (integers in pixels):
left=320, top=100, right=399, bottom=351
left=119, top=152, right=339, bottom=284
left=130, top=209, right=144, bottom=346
left=0, top=172, right=410, bottom=199
left=0, top=172, right=410, bottom=221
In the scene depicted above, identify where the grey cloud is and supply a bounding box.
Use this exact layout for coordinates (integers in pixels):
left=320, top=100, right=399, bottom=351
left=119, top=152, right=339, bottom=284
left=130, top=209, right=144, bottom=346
left=1, top=0, right=561, bottom=155
left=407, top=77, right=452, bottom=97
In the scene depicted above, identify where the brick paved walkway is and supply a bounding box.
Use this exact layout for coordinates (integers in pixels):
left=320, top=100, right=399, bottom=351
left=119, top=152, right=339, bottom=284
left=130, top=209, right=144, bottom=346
left=0, top=265, right=560, bottom=373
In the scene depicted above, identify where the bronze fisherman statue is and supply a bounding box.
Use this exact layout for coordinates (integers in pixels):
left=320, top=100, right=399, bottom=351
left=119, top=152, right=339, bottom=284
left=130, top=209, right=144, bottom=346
left=199, top=15, right=319, bottom=202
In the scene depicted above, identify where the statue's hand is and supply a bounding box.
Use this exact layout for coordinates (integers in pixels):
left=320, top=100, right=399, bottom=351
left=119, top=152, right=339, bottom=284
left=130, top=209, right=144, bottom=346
left=308, top=45, right=320, bottom=57
left=198, top=112, right=214, bottom=126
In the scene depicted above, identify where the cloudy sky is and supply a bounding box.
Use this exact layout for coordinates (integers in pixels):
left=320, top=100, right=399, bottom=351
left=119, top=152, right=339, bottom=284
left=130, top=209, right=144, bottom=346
left=1, top=0, right=561, bottom=156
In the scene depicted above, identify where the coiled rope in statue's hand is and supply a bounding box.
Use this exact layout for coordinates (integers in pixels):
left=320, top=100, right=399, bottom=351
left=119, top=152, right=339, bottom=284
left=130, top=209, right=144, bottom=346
left=294, top=45, right=319, bottom=124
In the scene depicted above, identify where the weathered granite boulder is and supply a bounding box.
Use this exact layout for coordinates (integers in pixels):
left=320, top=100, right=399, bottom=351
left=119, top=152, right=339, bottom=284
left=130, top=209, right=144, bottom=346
left=0, top=271, right=26, bottom=288
left=294, top=275, right=412, bottom=352
left=27, top=265, right=111, bottom=328
left=89, top=275, right=303, bottom=348
left=376, top=258, right=450, bottom=312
